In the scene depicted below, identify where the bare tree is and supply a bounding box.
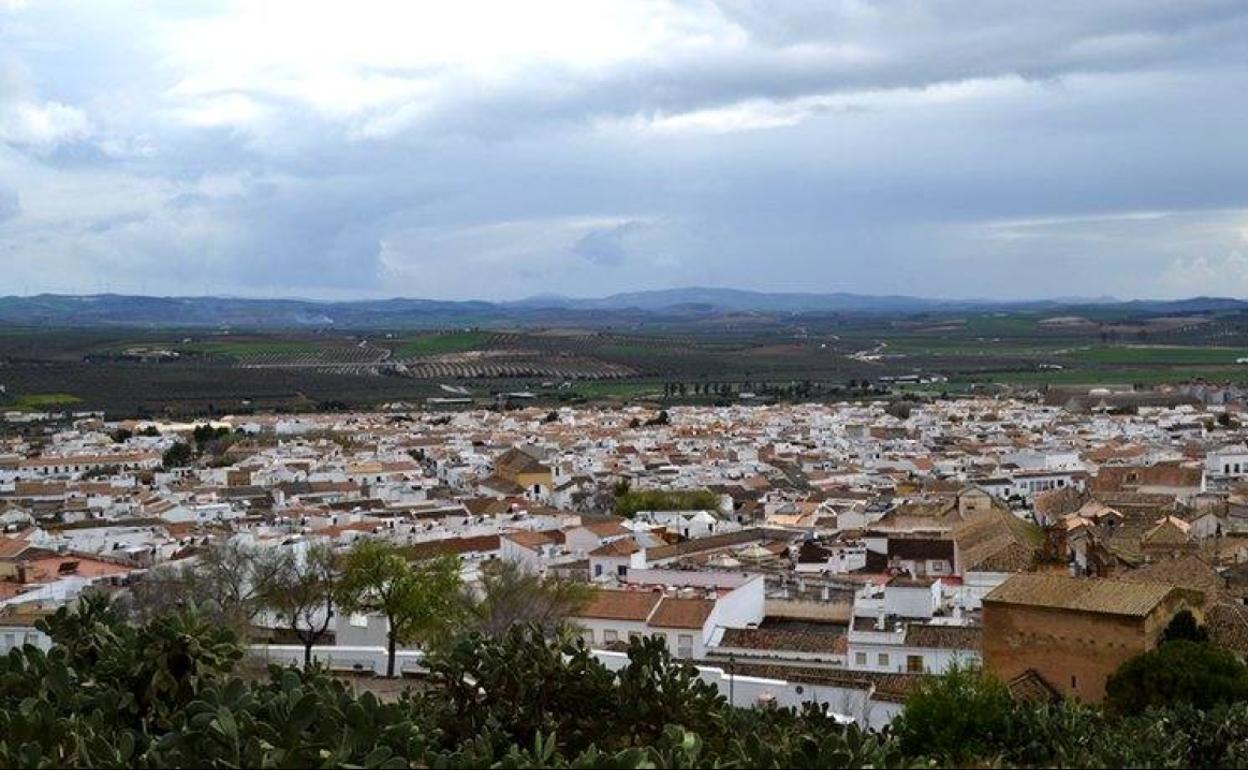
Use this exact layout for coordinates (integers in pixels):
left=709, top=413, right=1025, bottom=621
left=122, top=539, right=284, bottom=636
left=262, top=543, right=338, bottom=668
left=462, top=559, right=593, bottom=638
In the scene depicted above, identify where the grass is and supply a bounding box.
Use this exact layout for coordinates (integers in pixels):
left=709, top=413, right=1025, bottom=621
left=567, top=382, right=665, bottom=398
left=391, top=332, right=496, bottom=357
left=4, top=392, right=84, bottom=411
left=1064, top=345, right=1248, bottom=366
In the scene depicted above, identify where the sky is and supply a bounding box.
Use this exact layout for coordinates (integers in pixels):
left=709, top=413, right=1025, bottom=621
left=2, top=0, right=1248, bottom=301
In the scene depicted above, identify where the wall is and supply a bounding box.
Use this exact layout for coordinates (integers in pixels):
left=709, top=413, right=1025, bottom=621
left=249, top=644, right=902, bottom=731
left=982, top=602, right=1147, bottom=702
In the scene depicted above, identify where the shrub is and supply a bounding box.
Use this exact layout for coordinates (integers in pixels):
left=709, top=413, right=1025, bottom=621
left=1106, top=640, right=1248, bottom=714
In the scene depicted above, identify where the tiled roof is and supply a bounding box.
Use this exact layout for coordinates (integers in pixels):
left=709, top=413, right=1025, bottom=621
left=649, top=597, right=715, bottom=629
left=645, top=528, right=770, bottom=561
left=503, top=530, right=563, bottom=550
left=589, top=538, right=640, bottom=557
left=404, top=535, right=500, bottom=559
left=984, top=573, right=1190, bottom=617
left=903, top=623, right=981, bottom=651
left=575, top=589, right=661, bottom=622
left=718, top=627, right=845, bottom=654
left=953, top=509, right=1042, bottom=573
left=1119, top=554, right=1223, bottom=599
left=1205, top=601, right=1248, bottom=655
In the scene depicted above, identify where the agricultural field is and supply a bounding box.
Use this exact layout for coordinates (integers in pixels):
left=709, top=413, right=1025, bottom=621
left=6, top=305, right=1248, bottom=417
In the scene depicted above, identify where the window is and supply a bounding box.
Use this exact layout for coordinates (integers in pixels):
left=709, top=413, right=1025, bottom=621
left=581, top=629, right=594, bottom=645
left=907, top=655, right=924, bottom=673
left=1071, top=675, right=1078, bottom=690
left=603, top=629, right=618, bottom=644
left=628, top=632, right=642, bottom=643
left=855, top=652, right=867, bottom=666
left=617, top=565, right=627, bottom=577
left=594, top=564, right=603, bottom=577
left=348, top=613, right=368, bottom=628
left=677, top=634, right=694, bottom=658
left=878, top=653, right=889, bottom=668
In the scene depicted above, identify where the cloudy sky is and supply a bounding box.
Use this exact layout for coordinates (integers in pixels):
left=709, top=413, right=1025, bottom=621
left=2, top=1, right=1247, bottom=301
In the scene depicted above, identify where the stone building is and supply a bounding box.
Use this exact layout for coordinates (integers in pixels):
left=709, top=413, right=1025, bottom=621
left=982, top=573, right=1201, bottom=702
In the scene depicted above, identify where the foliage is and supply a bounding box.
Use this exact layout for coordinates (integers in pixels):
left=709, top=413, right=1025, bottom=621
left=459, top=559, right=593, bottom=638
left=160, top=441, right=193, bottom=469
left=613, top=487, right=720, bottom=518
left=1106, top=640, right=1248, bottom=714
left=3, top=597, right=1248, bottom=768
left=1162, top=609, right=1209, bottom=643
left=892, top=662, right=1014, bottom=763
left=335, top=540, right=462, bottom=677
left=122, top=539, right=284, bottom=633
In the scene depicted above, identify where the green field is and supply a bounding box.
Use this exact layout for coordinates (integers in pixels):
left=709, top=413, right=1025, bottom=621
left=4, top=393, right=84, bottom=411
left=391, top=332, right=496, bottom=357
left=1064, top=345, right=1248, bottom=365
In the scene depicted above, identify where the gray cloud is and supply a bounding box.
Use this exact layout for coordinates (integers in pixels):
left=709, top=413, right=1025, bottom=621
left=0, top=1, right=1246, bottom=300
left=573, top=221, right=645, bottom=266
left=0, top=186, right=18, bottom=224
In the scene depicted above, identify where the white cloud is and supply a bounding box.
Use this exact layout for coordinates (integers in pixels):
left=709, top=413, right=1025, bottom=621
left=0, top=100, right=91, bottom=150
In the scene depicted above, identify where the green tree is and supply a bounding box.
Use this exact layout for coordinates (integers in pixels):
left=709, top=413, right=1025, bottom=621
left=1106, top=640, right=1248, bottom=714
left=161, top=441, right=194, bottom=469
left=892, top=663, right=1014, bottom=763
left=336, top=540, right=462, bottom=677
left=614, top=488, right=719, bottom=518
left=1162, top=609, right=1209, bottom=643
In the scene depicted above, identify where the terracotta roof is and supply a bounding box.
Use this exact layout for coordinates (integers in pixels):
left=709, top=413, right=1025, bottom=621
left=589, top=538, right=640, bottom=557
left=649, top=597, right=715, bottom=629
left=575, top=589, right=661, bottom=622
left=496, top=447, right=550, bottom=475
left=579, top=520, right=630, bottom=538
left=0, top=537, right=31, bottom=560
left=984, top=573, right=1194, bottom=617
left=405, top=535, right=500, bottom=559
left=503, top=530, right=563, bottom=551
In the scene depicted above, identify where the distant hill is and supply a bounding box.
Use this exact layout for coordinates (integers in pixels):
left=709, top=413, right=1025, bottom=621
left=0, top=289, right=1243, bottom=329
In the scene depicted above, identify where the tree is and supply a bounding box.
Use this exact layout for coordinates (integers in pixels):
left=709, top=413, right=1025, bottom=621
left=460, top=559, right=592, bottom=638
left=614, top=487, right=719, bottom=518
left=263, top=544, right=338, bottom=669
left=1162, top=609, right=1209, bottom=644
left=645, top=410, right=670, bottom=426
left=125, top=540, right=284, bottom=634
left=1106, top=640, right=1248, bottom=714
left=892, top=663, right=1014, bottom=763
left=161, top=441, right=194, bottom=469
left=335, top=540, right=462, bottom=677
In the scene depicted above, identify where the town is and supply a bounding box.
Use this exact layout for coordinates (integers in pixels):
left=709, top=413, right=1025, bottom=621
left=2, top=389, right=1245, bottom=732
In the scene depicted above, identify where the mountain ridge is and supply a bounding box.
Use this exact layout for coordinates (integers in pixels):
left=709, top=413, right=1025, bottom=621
left=0, top=288, right=1241, bottom=328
